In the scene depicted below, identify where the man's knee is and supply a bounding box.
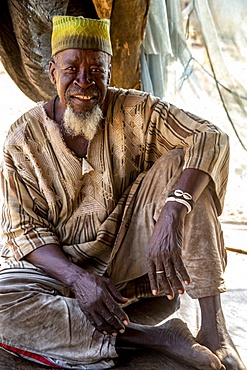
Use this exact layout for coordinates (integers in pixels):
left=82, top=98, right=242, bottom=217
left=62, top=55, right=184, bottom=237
left=148, top=149, right=184, bottom=178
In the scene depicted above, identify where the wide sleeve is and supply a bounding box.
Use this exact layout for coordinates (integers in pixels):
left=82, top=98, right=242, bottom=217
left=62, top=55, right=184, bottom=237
left=145, top=100, right=230, bottom=215
left=0, top=146, right=60, bottom=261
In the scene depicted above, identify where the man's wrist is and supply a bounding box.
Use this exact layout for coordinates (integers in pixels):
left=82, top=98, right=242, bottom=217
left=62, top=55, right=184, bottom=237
left=165, top=190, right=195, bottom=214
left=63, top=263, right=89, bottom=291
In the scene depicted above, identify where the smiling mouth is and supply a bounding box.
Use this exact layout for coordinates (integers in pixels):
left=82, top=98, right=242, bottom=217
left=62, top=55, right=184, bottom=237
left=66, top=88, right=100, bottom=107
left=72, top=94, right=95, bottom=101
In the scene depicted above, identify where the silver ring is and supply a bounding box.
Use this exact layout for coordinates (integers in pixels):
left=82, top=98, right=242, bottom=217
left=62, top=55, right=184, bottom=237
left=156, top=270, right=165, bottom=274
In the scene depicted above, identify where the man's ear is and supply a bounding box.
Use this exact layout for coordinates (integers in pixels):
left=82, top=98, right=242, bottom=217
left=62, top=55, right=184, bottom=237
left=107, top=64, right=111, bottom=85
left=49, top=59, right=56, bottom=85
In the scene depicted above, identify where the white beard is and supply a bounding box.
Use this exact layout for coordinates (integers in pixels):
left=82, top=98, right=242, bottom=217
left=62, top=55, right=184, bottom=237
left=63, top=105, right=103, bottom=141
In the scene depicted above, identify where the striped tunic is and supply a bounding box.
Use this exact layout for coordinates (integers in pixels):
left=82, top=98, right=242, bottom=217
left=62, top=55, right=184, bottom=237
left=0, top=87, right=229, bottom=274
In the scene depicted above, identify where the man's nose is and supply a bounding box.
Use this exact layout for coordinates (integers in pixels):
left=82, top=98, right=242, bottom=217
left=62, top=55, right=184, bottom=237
left=73, top=69, right=94, bottom=88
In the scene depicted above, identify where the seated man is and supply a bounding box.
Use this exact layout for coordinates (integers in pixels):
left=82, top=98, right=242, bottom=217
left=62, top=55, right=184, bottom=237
left=0, top=15, right=244, bottom=370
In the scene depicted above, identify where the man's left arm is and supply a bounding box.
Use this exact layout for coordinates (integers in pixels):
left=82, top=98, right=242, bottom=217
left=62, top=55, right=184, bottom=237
left=147, top=167, right=210, bottom=298
left=146, top=101, right=230, bottom=215
left=146, top=102, right=230, bottom=299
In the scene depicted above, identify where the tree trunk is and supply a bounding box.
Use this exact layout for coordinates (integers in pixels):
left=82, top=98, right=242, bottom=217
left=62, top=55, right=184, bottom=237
left=0, top=0, right=150, bottom=102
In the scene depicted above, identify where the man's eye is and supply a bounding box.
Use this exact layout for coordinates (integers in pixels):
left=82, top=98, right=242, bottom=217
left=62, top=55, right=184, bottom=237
left=66, top=67, right=76, bottom=72
left=91, top=67, right=105, bottom=74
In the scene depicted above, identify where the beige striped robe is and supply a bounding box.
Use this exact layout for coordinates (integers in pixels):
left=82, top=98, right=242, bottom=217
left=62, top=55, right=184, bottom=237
left=0, top=87, right=229, bottom=276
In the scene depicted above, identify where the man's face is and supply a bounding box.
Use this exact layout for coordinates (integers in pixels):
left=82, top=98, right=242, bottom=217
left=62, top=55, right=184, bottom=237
left=49, top=48, right=111, bottom=115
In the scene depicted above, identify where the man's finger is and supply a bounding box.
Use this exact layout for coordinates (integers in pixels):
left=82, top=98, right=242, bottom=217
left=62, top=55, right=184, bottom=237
left=147, top=261, right=158, bottom=295
left=93, top=317, right=115, bottom=334
left=104, top=285, right=130, bottom=328
left=174, top=259, right=190, bottom=285
left=107, top=282, right=129, bottom=304
left=163, top=260, right=184, bottom=293
left=109, top=302, right=130, bottom=327
left=156, top=270, right=175, bottom=299
left=88, top=305, right=124, bottom=334
left=167, top=274, right=184, bottom=294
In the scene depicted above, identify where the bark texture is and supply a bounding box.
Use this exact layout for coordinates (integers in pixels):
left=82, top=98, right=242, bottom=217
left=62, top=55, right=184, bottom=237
left=0, top=0, right=150, bottom=101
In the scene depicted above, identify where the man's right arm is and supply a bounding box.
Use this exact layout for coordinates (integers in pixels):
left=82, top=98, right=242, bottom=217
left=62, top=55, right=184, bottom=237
left=1, top=131, right=129, bottom=336
left=26, top=244, right=129, bottom=336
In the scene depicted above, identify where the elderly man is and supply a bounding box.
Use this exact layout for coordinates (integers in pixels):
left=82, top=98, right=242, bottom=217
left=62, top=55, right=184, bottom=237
left=0, top=16, right=244, bottom=370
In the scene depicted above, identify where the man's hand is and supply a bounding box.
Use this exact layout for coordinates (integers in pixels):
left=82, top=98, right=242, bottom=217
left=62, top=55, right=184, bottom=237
left=147, top=201, right=190, bottom=299
left=26, top=243, right=130, bottom=336
left=147, top=168, right=211, bottom=298
left=71, top=272, right=130, bottom=335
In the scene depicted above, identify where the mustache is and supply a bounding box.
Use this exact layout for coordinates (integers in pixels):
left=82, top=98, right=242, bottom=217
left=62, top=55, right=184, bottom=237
left=66, top=86, right=100, bottom=96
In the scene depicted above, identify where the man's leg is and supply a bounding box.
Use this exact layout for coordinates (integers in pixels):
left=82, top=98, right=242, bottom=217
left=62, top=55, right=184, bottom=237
left=0, top=271, right=225, bottom=370
left=116, top=319, right=225, bottom=370
left=108, top=149, right=245, bottom=369
left=0, top=271, right=117, bottom=369
left=197, top=295, right=246, bottom=369
left=182, top=184, right=245, bottom=369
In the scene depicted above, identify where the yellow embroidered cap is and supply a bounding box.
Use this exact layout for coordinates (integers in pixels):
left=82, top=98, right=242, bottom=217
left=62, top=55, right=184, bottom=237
left=51, top=16, right=112, bottom=56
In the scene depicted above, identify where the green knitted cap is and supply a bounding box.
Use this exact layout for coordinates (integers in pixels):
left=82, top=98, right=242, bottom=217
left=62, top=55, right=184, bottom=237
left=51, top=16, right=112, bottom=56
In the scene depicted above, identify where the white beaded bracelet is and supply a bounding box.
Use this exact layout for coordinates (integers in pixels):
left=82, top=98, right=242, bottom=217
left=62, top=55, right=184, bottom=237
left=172, top=189, right=193, bottom=200
left=165, top=196, right=192, bottom=214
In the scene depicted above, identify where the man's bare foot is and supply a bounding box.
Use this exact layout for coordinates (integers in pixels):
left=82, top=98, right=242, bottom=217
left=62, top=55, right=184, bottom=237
left=198, top=295, right=246, bottom=370
left=157, top=319, right=225, bottom=369
left=116, top=318, right=225, bottom=370
left=196, top=327, right=246, bottom=370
